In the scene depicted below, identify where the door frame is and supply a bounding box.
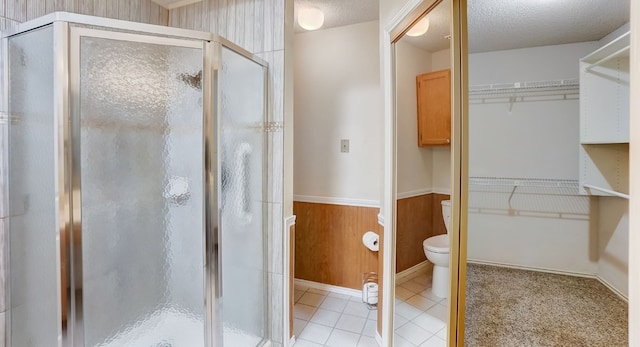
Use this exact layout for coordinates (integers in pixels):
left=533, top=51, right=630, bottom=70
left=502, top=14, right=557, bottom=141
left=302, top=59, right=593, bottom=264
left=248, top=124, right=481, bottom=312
left=380, top=0, right=468, bottom=346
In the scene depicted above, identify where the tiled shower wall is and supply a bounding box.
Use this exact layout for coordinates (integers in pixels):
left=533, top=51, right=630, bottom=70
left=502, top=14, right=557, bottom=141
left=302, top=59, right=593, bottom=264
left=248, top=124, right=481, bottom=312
left=168, top=2, right=288, bottom=345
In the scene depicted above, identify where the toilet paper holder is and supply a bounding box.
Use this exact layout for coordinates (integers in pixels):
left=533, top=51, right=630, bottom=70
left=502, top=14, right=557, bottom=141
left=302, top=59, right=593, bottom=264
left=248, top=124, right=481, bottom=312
left=362, top=272, right=378, bottom=310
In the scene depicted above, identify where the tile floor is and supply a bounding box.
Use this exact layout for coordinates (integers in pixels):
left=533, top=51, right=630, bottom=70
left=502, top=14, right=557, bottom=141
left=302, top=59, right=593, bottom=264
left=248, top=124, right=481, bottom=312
left=292, top=269, right=448, bottom=347
left=393, top=271, right=448, bottom=347
left=292, top=285, right=378, bottom=347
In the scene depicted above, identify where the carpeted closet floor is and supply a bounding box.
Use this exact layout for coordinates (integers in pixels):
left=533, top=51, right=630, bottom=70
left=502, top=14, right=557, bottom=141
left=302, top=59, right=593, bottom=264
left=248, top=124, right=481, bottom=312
left=465, top=264, right=628, bottom=347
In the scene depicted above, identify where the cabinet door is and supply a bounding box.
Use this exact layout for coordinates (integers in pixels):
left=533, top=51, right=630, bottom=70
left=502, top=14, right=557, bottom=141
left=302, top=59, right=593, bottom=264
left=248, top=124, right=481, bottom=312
left=416, top=69, right=451, bottom=146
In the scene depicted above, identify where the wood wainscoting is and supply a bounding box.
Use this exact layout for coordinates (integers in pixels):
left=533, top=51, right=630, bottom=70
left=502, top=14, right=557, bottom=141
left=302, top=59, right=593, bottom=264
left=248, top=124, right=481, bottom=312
left=294, top=202, right=382, bottom=290
left=396, top=193, right=450, bottom=273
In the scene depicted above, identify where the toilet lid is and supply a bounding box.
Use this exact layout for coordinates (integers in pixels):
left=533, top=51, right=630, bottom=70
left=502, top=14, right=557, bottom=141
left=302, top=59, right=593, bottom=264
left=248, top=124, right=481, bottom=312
left=423, top=235, right=449, bottom=254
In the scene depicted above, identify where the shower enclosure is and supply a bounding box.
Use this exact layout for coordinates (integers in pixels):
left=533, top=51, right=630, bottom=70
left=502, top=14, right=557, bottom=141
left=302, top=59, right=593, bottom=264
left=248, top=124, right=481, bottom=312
left=2, top=12, right=269, bottom=347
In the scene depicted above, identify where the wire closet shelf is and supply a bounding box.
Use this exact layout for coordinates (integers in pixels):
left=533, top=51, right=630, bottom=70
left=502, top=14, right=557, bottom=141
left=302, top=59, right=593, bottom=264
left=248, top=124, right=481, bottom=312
left=469, top=79, right=579, bottom=105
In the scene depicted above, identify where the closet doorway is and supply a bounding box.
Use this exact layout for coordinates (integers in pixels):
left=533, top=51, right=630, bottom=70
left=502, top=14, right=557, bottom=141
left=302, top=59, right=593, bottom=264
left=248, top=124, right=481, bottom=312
left=463, top=0, right=630, bottom=345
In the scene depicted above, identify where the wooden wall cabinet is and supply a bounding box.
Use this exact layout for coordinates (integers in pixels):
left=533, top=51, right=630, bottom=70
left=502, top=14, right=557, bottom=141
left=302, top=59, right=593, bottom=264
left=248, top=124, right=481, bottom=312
left=579, top=32, right=630, bottom=198
left=416, top=69, right=451, bottom=146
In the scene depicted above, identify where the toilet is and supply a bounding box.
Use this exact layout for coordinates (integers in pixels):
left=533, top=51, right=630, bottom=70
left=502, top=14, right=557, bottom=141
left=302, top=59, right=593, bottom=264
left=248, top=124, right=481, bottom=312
left=423, top=200, right=451, bottom=298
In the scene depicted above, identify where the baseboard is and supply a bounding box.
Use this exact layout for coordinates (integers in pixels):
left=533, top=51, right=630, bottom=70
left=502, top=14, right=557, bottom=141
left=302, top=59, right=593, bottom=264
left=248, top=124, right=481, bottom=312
left=293, top=195, right=380, bottom=208
left=395, top=260, right=432, bottom=285
left=596, top=275, right=628, bottom=302
left=294, top=278, right=362, bottom=298
left=467, top=259, right=629, bottom=302
left=375, top=332, right=382, bottom=346
left=467, top=259, right=596, bottom=278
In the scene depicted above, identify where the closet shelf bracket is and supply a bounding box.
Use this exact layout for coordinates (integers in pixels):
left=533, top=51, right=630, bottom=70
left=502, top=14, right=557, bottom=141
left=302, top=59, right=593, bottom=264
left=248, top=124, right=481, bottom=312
left=582, top=184, right=629, bottom=199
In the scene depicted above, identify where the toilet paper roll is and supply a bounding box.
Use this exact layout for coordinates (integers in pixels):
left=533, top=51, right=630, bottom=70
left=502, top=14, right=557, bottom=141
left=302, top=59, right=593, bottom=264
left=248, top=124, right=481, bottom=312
left=363, top=283, right=378, bottom=305
left=362, top=231, right=379, bottom=252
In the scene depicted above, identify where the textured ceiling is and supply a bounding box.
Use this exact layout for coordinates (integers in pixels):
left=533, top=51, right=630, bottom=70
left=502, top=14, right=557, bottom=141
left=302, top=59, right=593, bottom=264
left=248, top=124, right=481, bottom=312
left=294, top=0, right=378, bottom=33
left=296, top=0, right=629, bottom=54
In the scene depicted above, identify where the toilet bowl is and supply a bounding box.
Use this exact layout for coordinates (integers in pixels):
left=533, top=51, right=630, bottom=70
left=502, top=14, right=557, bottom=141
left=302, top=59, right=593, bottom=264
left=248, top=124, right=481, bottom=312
left=423, top=200, right=451, bottom=298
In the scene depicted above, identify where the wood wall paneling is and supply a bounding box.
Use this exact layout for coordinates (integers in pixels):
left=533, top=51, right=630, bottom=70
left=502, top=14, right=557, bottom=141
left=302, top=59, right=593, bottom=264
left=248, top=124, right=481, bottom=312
left=294, top=202, right=381, bottom=290
left=396, top=193, right=450, bottom=273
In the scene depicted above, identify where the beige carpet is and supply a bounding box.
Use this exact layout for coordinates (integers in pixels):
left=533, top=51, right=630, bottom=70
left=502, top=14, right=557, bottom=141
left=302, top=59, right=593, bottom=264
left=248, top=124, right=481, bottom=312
left=465, top=264, right=628, bottom=347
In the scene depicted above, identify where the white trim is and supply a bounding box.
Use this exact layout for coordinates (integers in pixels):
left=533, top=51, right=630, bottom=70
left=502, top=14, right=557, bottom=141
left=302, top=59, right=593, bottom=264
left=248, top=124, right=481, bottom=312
left=294, top=279, right=362, bottom=298
left=396, top=188, right=432, bottom=199
left=284, top=215, right=296, bottom=347
left=597, top=275, right=629, bottom=303
left=395, top=261, right=433, bottom=285
left=467, top=259, right=628, bottom=301
left=288, top=336, right=296, bottom=347
left=431, top=187, right=451, bottom=195
left=152, top=0, right=202, bottom=10
left=377, top=213, right=385, bottom=227
left=382, top=1, right=439, bottom=346
left=293, top=195, right=380, bottom=208
left=375, top=332, right=383, bottom=346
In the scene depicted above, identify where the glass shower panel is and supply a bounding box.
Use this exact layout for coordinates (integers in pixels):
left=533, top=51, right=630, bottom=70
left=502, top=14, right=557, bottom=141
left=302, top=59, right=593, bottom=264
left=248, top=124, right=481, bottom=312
left=77, top=33, right=205, bottom=347
left=8, top=26, right=58, bottom=347
left=219, top=46, right=266, bottom=346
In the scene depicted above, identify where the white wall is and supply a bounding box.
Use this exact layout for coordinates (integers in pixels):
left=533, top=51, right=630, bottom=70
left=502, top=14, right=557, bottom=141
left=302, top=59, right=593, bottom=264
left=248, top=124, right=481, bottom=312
left=430, top=49, right=452, bottom=194
left=396, top=41, right=433, bottom=196
left=597, top=197, right=629, bottom=296
left=467, top=43, right=600, bottom=275
left=294, top=21, right=383, bottom=204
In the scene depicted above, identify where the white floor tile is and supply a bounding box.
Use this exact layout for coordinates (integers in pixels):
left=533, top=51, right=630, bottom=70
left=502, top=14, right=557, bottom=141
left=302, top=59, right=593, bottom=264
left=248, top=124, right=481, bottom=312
left=410, top=274, right=432, bottom=286
left=320, top=296, right=349, bottom=312
left=419, top=288, right=445, bottom=303
left=310, top=308, right=341, bottom=327
left=328, top=292, right=353, bottom=300
left=436, top=327, right=447, bottom=340
left=308, top=288, right=330, bottom=296
left=294, top=289, right=306, bottom=303
left=426, top=303, right=448, bottom=322
left=294, top=304, right=317, bottom=320
left=295, top=283, right=310, bottom=291
left=395, top=322, right=433, bottom=346
left=400, top=280, right=427, bottom=294
left=367, top=308, right=378, bottom=320
left=396, top=301, right=423, bottom=320
left=395, top=286, right=416, bottom=300
left=357, top=335, right=378, bottom=347
left=298, top=322, right=333, bottom=345
left=362, top=319, right=377, bottom=337
left=394, top=314, right=409, bottom=329
left=419, top=335, right=446, bottom=347
left=335, top=314, right=367, bottom=334
left=326, top=329, right=360, bottom=347
left=294, top=318, right=308, bottom=337
left=298, top=292, right=326, bottom=307
left=293, top=338, right=323, bottom=347
left=394, top=335, right=417, bottom=347
left=406, top=295, right=437, bottom=311
left=413, top=312, right=446, bottom=334
left=344, top=301, right=371, bottom=318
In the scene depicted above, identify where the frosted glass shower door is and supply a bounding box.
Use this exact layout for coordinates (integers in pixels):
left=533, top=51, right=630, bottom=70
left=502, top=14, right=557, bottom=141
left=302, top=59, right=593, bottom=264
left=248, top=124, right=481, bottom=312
left=71, top=28, right=208, bottom=347
left=218, top=46, right=268, bottom=346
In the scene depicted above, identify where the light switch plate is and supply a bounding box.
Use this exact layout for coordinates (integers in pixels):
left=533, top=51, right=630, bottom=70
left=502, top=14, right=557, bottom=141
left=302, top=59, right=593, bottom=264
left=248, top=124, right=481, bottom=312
left=341, top=139, right=349, bottom=153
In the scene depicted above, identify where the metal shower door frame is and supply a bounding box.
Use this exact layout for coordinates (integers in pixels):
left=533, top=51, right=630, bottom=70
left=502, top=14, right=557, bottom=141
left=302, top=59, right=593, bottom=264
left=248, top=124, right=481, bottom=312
left=65, top=25, right=215, bottom=347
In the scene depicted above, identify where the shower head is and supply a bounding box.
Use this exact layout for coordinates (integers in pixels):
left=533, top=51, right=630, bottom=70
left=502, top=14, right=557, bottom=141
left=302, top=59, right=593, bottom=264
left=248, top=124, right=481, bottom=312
left=179, top=70, right=202, bottom=90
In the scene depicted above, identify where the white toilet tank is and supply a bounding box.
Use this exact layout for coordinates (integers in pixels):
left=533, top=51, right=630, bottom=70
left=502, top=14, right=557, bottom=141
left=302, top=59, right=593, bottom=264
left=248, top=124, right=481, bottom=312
left=441, top=200, right=451, bottom=234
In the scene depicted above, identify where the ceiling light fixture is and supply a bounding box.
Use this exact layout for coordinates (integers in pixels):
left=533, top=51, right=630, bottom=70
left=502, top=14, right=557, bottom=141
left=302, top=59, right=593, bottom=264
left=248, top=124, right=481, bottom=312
left=406, top=17, right=430, bottom=37
left=298, top=7, right=324, bottom=31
